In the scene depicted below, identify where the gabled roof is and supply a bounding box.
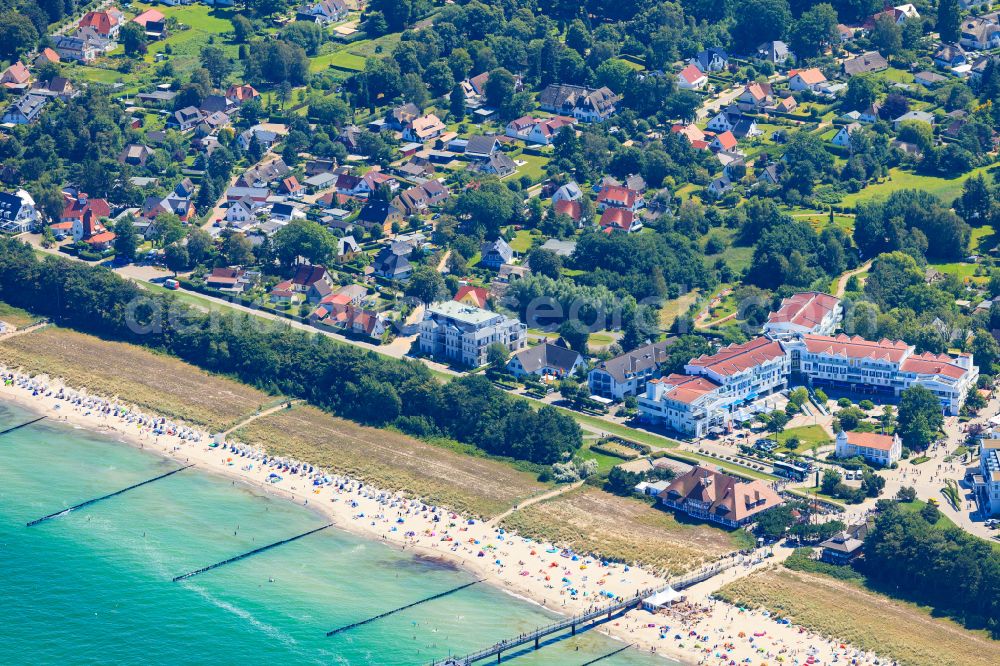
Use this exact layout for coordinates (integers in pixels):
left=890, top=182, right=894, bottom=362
left=599, top=207, right=636, bottom=232
left=766, top=292, right=840, bottom=329
left=79, top=10, right=120, bottom=35
left=292, top=264, right=328, bottom=287
left=594, top=340, right=672, bottom=383
left=687, top=337, right=785, bottom=377
left=659, top=466, right=783, bottom=522
left=790, top=67, right=827, bottom=85
left=712, top=131, right=738, bottom=151
left=133, top=8, right=165, bottom=27
left=511, top=343, right=582, bottom=375
left=454, top=285, right=489, bottom=308
left=678, top=64, right=706, bottom=85
left=843, top=431, right=895, bottom=452
left=800, top=334, right=910, bottom=363
left=554, top=198, right=582, bottom=221
left=653, top=373, right=721, bottom=404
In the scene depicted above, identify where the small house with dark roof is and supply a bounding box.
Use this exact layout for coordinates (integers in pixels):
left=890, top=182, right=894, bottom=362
left=480, top=237, right=514, bottom=270
left=507, top=343, right=584, bottom=379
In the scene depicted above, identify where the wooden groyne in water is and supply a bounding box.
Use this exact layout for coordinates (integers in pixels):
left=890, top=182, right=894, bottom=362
left=0, top=415, right=47, bottom=437
left=173, top=523, right=333, bottom=582
left=326, top=579, right=484, bottom=637
left=27, top=464, right=194, bottom=527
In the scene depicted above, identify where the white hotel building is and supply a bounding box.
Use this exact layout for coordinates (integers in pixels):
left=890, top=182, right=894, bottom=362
left=639, top=337, right=789, bottom=437
left=973, top=439, right=1000, bottom=517
left=784, top=334, right=977, bottom=415
left=638, top=292, right=978, bottom=438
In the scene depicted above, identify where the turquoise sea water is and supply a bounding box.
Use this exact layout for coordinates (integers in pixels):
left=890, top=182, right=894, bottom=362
left=0, top=402, right=673, bottom=666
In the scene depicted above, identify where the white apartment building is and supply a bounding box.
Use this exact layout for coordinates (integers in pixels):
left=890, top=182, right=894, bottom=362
left=418, top=301, right=526, bottom=368
left=685, top=336, right=790, bottom=405
left=835, top=430, right=902, bottom=466
left=785, top=334, right=977, bottom=415
left=763, top=291, right=842, bottom=339
left=973, top=439, right=1000, bottom=516
left=639, top=337, right=788, bottom=437
left=639, top=333, right=978, bottom=438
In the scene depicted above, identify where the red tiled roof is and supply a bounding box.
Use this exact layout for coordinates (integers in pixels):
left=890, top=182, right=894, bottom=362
left=713, top=131, right=738, bottom=151
left=454, top=285, right=488, bottom=308
left=79, top=10, right=119, bottom=35
left=554, top=198, right=582, bottom=221
left=688, top=337, right=786, bottom=377
left=61, top=194, right=111, bottom=221
left=133, top=8, right=165, bottom=26
left=599, top=207, right=636, bottom=231
left=900, top=353, right=968, bottom=380
left=85, top=231, right=115, bottom=245
left=791, top=67, right=826, bottom=84
left=678, top=64, right=705, bottom=84
left=659, top=466, right=783, bottom=522
left=767, top=292, right=839, bottom=328
left=845, top=431, right=895, bottom=452
left=596, top=185, right=637, bottom=208
left=801, top=334, right=910, bottom=363
left=655, top=373, right=721, bottom=404
left=37, top=48, right=60, bottom=64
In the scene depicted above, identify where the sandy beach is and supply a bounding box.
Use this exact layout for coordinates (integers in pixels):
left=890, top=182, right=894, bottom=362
left=0, top=368, right=893, bottom=666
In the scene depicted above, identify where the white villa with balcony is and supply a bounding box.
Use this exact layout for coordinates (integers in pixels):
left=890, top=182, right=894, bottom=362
left=418, top=301, right=526, bottom=368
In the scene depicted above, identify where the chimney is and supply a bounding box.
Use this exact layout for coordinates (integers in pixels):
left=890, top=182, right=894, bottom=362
left=82, top=209, right=94, bottom=239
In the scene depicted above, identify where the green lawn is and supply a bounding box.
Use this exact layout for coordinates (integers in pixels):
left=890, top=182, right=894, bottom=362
left=575, top=441, right=627, bottom=474
left=508, top=229, right=535, bottom=253
left=136, top=3, right=239, bottom=78
left=840, top=165, right=997, bottom=209
left=971, top=224, right=996, bottom=253
left=929, top=261, right=986, bottom=284
left=777, top=424, right=832, bottom=453
left=514, top=152, right=548, bottom=183
left=309, top=50, right=367, bottom=73
left=69, top=65, right=126, bottom=84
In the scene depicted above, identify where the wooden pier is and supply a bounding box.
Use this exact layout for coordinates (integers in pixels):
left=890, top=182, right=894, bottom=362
left=430, top=562, right=730, bottom=665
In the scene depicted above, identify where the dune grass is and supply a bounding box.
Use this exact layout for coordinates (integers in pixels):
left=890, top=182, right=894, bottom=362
left=0, top=327, right=274, bottom=430
left=0, top=301, right=40, bottom=328
left=234, top=405, right=548, bottom=519
left=717, top=567, right=1000, bottom=666
left=501, top=486, right=748, bottom=574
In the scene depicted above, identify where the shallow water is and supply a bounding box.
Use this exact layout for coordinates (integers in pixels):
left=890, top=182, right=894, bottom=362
left=0, top=402, right=674, bottom=665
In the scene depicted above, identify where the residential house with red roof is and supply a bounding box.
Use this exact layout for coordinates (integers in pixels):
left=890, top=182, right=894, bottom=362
left=788, top=67, right=828, bottom=92
left=454, top=285, right=488, bottom=309
left=78, top=8, right=123, bottom=39
left=763, top=292, right=842, bottom=339
left=1, top=62, right=30, bottom=90
left=34, top=48, right=60, bottom=67
left=710, top=130, right=738, bottom=153
left=226, top=84, right=260, bottom=106
left=677, top=63, right=708, bottom=90
left=835, top=431, right=902, bottom=466
left=596, top=185, right=643, bottom=212
left=554, top=198, right=583, bottom=223
left=599, top=208, right=640, bottom=233
left=60, top=192, right=111, bottom=241
left=657, top=466, right=784, bottom=527
left=526, top=116, right=575, bottom=145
